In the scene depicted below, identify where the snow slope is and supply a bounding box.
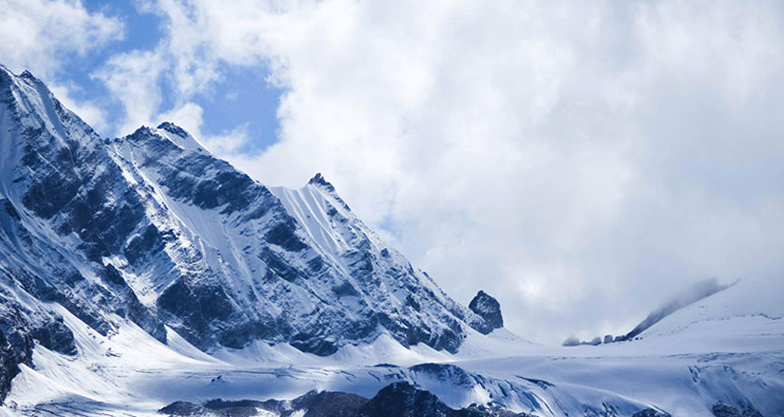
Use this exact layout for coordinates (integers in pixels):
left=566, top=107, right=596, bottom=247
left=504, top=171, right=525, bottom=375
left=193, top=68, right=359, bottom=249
left=3, top=277, right=782, bottom=416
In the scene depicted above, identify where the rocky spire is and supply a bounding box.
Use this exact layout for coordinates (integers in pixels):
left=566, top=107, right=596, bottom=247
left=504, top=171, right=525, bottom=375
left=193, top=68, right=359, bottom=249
left=468, top=290, right=504, bottom=333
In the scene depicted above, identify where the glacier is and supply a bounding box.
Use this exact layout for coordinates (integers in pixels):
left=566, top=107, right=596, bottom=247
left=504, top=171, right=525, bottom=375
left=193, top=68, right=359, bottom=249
left=0, top=64, right=782, bottom=417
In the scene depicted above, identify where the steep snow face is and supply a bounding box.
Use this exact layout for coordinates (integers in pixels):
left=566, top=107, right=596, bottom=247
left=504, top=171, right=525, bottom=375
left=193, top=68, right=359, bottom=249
left=0, top=64, right=498, bottom=399
left=0, top=64, right=167, bottom=402
left=267, top=176, right=497, bottom=353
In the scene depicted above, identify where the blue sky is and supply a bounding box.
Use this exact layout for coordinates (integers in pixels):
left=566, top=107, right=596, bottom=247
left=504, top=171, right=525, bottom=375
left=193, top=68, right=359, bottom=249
left=2, top=0, right=784, bottom=344
left=39, top=0, right=283, bottom=152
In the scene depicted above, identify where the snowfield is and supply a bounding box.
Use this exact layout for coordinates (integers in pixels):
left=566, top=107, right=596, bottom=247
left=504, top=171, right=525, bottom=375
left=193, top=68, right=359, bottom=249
left=2, top=277, right=783, bottom=416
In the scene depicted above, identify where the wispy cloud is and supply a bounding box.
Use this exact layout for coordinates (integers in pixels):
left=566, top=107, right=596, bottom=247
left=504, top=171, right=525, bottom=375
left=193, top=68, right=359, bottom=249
left=92, top=48, right=165, bottom=134
left=0, top=0, right=124, bottom=130
left=0, top=0, right=123, bottom=73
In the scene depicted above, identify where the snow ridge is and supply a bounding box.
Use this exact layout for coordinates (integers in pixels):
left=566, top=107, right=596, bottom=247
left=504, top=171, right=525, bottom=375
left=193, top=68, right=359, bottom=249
left=0, top=65, right=497, bottom=389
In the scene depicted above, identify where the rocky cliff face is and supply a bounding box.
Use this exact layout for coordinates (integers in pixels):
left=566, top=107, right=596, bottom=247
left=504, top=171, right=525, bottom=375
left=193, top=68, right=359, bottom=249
left=0, top=65, right=500, bottom=401
left=468, top=291, right=504, bottom=334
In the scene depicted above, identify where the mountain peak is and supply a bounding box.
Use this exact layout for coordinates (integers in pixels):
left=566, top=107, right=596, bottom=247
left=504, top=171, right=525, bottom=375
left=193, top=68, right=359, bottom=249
left=129, top=125, right=154, bottom=137
left=308, top=172, right=335, bottom=191
left=304, top=172, right=354, bottom=212
left=157, top=121, right=189, bottom=138
left=0, top=65, right=38, bottom=81
left=308, top=172, right=335, bottom=193
left=126, top=123, right=205, bottom=153
left=0, top=63, right=12, bottom=77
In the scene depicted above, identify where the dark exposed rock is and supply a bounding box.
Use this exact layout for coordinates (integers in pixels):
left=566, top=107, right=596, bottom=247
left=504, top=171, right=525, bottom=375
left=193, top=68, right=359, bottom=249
left=632, top=408, right=671, bottom=417
left=159, top=382, right=538, bottom=417
left=155, top=153, right=264, bottom=215
left=264, top=221, right=307, bottom=251
left=586, top=336, right=602, bottom=346
left=204, top=398, right=283, bottom=413
left=307, top=256, right=325, bottom=272
left=405, top=294, right=421, bottom=311
left=159, top=401, right=215, bottom=416
left=582, top=403, right=620, bottom=417
left=158, top=122, right=190, bottom=138
left=468, top=290, right=504, bottom=334
left=30, top=317, right=77, bottom=356
left=308, top=172, right=335, bottom=192
left=362, top=382, right=534, bottom=416
left=126, top=292, right=168, bottom=343
left=259, top=248, right=304, bottom=282
left=712, top=402, right=763, bottom=417
left=562, top=336, right=581, bottom=347
left=374, top=311, right=464, bottom=354
left=290, top=330, right=339, bottom=356
left=454, top=404, right=534, bottom=417
left=160, top=397, right=286, bottom=417
left=30, top=276, right=114, bottom=337
left=125, top=224, right=165, bottom=266
left=361, top=382, right=453, bottom=417
left=0, top=306, right=33, bottom=404
left=158, top=278, right=237, bottom=349
left=308, top=172, right=352, bottom=211
left=517, top=376, right=554, bottom=390
left=289, top=390, right=369, bottom=417
left=217, top=320, right=279, bottom=350
left=333, top=281, right=361, bottom=297
left=410, top=363, right=475, bottom=387
left=103, top=265, right=125, bottom=286
left=3, top=199, right=20, bottom=221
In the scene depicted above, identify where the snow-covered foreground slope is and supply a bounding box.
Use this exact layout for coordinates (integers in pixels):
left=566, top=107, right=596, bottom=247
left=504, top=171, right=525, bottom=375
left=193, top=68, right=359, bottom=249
left=2, top=277, right=782, bottom=416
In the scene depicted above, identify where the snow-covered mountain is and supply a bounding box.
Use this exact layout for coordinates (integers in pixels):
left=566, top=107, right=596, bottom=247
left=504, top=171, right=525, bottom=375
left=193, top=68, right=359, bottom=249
left=1, top=64, right=783, bottom=417
left=0, top=65, right=496, bottom=402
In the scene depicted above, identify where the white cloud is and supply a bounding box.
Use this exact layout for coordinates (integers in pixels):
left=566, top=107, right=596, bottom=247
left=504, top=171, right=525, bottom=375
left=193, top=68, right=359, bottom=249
left=158, top=101, right=250, bottom=154
left=0, top=0, right=123, bottom=75
left=92, top=48, right=166, bottom=134
left=0, top=0, right=123, bottom=131
left=95, top=0, right=784, bottom=343
left=91, top=56, right=251, bottom=150
left=90, top=0, right=261, bottom=140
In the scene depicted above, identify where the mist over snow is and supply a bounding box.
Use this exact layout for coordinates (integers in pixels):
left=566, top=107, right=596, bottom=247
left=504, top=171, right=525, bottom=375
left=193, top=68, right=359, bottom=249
left=2, top=0, right=784, bottom=344
left=621, top=278, right=729, bottom=341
